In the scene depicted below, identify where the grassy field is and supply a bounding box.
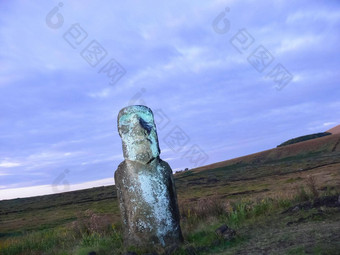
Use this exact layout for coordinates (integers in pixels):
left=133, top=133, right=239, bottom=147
left=1, top=134, right=340, bottom=254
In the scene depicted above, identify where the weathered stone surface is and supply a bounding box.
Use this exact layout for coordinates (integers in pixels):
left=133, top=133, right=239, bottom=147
left=115, top=105, right=183, bottom=248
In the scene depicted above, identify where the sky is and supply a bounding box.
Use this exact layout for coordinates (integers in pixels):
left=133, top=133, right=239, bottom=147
left=0, top=0, right=339, bottom=200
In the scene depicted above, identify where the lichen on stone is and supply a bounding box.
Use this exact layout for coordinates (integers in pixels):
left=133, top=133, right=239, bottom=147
left=138, top=166, right=174, bottom=245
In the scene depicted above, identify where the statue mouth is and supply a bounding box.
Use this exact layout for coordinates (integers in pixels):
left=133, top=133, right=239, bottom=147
left=130, top=138, right=152, bottom=145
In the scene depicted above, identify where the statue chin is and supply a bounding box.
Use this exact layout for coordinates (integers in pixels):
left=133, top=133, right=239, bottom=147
left=126, top=150, right=156, bottom=164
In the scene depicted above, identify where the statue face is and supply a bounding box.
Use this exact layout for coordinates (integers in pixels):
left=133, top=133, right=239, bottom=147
left=118, top=105, right=160, bottom=163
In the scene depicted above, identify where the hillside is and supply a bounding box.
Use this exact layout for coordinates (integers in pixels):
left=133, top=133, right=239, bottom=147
left=1, top=131, right=340, bottom=254
left=327, top=124, right=340, bottom=134
left=192, top=132, right=340, bottom=174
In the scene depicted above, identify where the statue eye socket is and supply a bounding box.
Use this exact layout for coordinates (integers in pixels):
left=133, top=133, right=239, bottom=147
left=139, top=118, right=153, bottom=135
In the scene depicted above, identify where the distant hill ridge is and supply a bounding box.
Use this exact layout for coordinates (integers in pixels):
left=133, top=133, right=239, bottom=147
left=277, top=124, right=340, bottom=148
left=277, top=132, right=331, bottom=147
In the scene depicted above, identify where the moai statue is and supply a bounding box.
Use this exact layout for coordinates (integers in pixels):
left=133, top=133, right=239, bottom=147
left=114, top=105, right=183, bottom=248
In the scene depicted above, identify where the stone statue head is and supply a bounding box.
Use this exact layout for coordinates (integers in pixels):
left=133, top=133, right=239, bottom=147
left=118, top=105, right=160, bottom=164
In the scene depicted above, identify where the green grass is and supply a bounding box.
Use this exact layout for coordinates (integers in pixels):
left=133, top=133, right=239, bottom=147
left=287, top=246, right=306, bottom=255
left=1, top=188, right=339, bottom=254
